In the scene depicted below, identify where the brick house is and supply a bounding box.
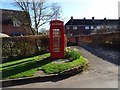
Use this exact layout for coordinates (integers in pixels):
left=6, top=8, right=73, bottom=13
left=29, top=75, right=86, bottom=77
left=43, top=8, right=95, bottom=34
left=1, top=9, right=33, bottom=36
left=65, top=17, right=120, bottom=36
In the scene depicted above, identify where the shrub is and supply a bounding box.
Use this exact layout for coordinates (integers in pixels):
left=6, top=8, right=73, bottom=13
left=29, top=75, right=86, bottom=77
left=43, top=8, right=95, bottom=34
left=2, top=35, right=50, bottom=61
left=2, top=35, right=67, bottom=61
left=65, top=47, right=81, bottom=61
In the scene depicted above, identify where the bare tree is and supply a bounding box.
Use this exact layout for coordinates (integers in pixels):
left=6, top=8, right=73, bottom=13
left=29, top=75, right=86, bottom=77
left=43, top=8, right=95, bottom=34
left=13, top=0, right=62, bottom=35
left=51, top=3, right=62, bottom=20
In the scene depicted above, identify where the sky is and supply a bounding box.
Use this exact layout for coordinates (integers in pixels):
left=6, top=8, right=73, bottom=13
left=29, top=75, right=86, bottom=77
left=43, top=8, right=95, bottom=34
left=0, top=0, right=120, bottom=29
left=59, top=0, right=120, bottom=22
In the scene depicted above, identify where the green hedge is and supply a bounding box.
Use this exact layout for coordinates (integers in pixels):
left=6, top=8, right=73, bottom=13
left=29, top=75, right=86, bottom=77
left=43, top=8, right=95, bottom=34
left=2, top=35, right=67, bottom=61
left=2, top=35, right=50, bottom=61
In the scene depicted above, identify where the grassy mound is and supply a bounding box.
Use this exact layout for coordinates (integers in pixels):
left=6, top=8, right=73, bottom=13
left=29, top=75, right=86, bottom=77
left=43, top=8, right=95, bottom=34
left=1, top=48, right=88, bottom=79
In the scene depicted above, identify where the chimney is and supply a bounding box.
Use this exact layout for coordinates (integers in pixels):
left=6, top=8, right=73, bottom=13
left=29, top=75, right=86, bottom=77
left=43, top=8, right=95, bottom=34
left=83, top=17, right=86, bottom=20
left=104, top=18, right=106, bottom=20
left=71, top=16, right=73, bottom=20
left=92, top=17, right=94, bottom=21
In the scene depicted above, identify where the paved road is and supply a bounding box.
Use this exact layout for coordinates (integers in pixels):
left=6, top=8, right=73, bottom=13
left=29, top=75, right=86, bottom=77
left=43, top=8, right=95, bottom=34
left=2, top=46, right=118, bottom=88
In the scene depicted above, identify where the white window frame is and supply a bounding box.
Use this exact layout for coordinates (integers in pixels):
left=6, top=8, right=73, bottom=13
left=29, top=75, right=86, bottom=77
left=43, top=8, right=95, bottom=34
left=13, top=20, right=20, bottom=27
left=101, top=25, right=104, bottom=29
left=113, top=25, right=117, bottom=29
left=85, top=26, right=89, bottom=29
left=66, top=26, right=70, bottom=30
left=73, top=26, right=78, bottom=30
left=91, top=26, right=94, bottom=29
left=96, top=26, right=101, bottom=29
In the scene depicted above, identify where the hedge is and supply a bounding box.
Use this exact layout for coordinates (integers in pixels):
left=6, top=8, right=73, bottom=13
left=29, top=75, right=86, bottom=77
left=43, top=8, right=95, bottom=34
left=2, top=35, right=50, bottom=61
left=2, top=35, right=67, bottom=61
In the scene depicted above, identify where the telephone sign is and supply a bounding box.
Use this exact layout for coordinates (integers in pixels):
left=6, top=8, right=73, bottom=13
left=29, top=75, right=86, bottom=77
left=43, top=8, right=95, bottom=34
left=50, top=20, right=65, bottom=58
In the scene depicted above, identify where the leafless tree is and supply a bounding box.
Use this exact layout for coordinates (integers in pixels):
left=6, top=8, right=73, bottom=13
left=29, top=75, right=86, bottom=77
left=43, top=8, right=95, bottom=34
left=13, top=0, right=62, bottom=35
left=51, top=3, right=62, bottom=20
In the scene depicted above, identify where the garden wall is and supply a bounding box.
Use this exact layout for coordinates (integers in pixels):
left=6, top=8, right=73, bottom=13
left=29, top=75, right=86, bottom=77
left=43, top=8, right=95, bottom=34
left=67, top=32, right=120, bottom=48
left=67, top=37, right=77, bottom=46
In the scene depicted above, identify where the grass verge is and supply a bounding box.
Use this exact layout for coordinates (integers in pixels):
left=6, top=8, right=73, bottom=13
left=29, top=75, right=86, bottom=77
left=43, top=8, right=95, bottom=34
left=1, top=48, right=88, bottom=79
left=39, top=56, right=86, bottom=74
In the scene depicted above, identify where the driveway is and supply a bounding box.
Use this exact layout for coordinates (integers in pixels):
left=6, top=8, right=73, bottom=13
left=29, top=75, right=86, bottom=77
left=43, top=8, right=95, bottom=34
left=2, top=46, right=118, bottom=88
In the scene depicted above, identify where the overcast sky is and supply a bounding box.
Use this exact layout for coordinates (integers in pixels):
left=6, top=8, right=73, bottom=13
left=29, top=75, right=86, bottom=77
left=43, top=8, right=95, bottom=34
left=0, top=0, right=120, bottom=29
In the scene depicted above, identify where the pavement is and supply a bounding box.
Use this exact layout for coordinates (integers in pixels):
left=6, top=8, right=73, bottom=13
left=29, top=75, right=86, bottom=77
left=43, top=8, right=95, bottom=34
left=2, top=46, right=118, bottom=88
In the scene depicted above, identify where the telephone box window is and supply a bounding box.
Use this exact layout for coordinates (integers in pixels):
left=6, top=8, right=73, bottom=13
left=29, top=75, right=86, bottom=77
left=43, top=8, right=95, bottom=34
left=53, top=29, right=60, bottom=52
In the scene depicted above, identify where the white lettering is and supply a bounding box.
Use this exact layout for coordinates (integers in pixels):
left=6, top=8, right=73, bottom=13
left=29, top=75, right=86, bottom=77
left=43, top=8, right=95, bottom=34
left=52, top=23, right=62, bottom=26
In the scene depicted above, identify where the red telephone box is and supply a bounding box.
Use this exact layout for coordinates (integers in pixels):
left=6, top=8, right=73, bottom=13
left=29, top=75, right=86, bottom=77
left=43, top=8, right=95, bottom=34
left=50, top=20, right=65, bottom=58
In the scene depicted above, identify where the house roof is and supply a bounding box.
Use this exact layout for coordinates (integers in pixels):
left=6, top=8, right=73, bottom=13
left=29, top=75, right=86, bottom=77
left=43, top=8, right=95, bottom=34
left=65, top=17, right=120, bottom=26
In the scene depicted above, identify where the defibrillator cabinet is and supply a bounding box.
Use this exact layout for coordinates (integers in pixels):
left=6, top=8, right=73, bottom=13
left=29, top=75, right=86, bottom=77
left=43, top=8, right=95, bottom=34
left=50, top=20, right=65, bottom=58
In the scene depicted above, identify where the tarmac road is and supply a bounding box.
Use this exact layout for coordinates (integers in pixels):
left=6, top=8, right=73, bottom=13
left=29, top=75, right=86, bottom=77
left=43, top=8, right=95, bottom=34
left=2, top=46, right=118, bottom=88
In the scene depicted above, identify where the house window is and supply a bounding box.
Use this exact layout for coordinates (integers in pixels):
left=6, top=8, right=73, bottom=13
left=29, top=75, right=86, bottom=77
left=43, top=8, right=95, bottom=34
left=96, top=26, right=100, bottom=29
left=101, top=25, right=104, bottom=28
left=106, top=25, right=110, bottom=28
left=91, top=26, right=94, bottom=29
left=85, top=26, right=89, bottom=29
left=66, top=26, right=70, bottom=30
left=113, top=25, right=117, bottom=29
left=13, top=20, right=20, bottom=27
left=73, top=26, right=78, bottom=30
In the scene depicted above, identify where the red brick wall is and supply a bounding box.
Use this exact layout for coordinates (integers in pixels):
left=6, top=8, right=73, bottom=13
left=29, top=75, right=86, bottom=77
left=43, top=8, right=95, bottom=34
left=2, top=25, right=32, bottom=36
left=67, top=36, right=77, bottom=44
left=67, top=32, right=120, bottom=47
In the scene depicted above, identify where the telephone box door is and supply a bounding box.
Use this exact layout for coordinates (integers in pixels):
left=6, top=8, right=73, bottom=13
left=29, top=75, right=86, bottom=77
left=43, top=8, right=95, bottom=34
left=50, top=20, right=64, bottom=58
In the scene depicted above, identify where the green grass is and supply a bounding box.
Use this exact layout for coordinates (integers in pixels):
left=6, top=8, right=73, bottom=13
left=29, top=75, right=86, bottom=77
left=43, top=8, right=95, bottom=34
left=1, top=53, right=50, bottom=79
left=39, top=56, right=86, bottom=74
left=1, top=48, right=87, bottom=79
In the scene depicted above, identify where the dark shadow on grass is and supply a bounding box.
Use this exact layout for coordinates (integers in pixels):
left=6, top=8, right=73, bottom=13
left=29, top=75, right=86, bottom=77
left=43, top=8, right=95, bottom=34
left=2, top=58, right=37, bottom=69
left=2, top=57, right=52, bottom=79
left=2, top=58, right=42, bottom=68
left=2, top=58, right=38, bottom=72
left=2, top=51, right=48, bottom=63
left=2, top=71, right=80, bottom=88
left=2, top=55, right=36, bottom=64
